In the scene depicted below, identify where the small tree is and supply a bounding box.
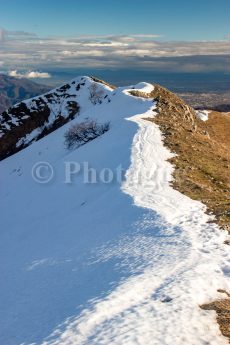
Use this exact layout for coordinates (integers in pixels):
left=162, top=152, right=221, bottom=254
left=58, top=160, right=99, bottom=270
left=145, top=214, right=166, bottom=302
left=88, top=83, right=105, bottom=105
left=64, top=120, right=110, bottom=150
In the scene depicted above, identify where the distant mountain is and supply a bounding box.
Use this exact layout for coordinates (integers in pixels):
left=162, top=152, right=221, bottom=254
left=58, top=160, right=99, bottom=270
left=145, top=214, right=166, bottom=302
left=0, top=74, right=49, bottom=114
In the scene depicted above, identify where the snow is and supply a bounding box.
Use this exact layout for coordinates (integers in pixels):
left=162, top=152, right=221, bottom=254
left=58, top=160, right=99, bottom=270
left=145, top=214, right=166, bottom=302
left=0, top=76, right=112, bottom=142
left=128, top=82, right=154, bottom=94
left=196, top=110, right=210, bottom=121
left=16, top=127, right=43, bottom=147
left=0, top=78, right=230, bottom=345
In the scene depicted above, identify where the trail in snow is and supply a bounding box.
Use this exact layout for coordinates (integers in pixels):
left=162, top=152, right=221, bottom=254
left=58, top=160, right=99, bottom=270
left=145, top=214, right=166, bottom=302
left=1, top=80, right=230, bottom=345
left=42, top=107, right=230, bottom=345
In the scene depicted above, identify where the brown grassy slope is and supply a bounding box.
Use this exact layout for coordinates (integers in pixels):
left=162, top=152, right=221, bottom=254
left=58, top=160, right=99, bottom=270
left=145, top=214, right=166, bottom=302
left=130, top=85, right=230, bottom=231
left=201, top=294, right=230, bottom=341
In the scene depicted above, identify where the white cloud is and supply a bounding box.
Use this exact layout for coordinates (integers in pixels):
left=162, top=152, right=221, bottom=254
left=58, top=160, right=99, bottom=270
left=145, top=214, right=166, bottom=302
left=61, top=50, right=105, bottom=57
left=8, top=70, right=51, bottom=79
left=8, top=70, right=21, bottom=77
left=26, top=71, right=51, bottom=78
left=84, top=41, right=128, bottom=47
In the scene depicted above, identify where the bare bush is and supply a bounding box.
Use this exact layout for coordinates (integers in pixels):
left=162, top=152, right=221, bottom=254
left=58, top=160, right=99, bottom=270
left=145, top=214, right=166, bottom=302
left=88, top=83, right=105, bottom=105
left=64, top=120, right=110, bottom=150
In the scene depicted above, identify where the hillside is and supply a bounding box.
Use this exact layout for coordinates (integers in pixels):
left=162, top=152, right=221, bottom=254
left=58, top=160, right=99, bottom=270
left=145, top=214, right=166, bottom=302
left=0, top=76, right=112, bottom=160
left=0, top=77, right=230, bottom=345
left=0, top=74, right=49, bottom=114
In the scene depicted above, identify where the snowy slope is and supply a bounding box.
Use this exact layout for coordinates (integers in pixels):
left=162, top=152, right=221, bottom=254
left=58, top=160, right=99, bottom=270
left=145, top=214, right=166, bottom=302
left=1, top=78, right=230, bottom=345
left=0, top=76, right=112, bottom=159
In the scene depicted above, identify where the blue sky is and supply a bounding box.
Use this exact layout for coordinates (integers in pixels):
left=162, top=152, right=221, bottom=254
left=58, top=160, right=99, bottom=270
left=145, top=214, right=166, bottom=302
left=0, top=0, right=230, bottom=41
left=0, top=0, right=230, bottom=84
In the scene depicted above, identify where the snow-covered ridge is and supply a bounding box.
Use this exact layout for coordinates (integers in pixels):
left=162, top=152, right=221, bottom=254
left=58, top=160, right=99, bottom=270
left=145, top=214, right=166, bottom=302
left=0, top=76, right=113, bottom=160
left=0, top=77, right=229, bottom=345
left=0, top=77, right=156, bottom=161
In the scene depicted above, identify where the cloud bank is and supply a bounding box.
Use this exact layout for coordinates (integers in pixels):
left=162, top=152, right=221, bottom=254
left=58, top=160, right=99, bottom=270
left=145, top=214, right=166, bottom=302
left=8, top=70, right=51, bottom=79
left=0, top=27, right=230, bottom=74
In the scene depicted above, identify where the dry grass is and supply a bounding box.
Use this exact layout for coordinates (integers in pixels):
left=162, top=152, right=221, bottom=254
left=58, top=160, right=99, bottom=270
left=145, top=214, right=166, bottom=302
left=201, top=294, right=230, bottom=341
left=155, top=109, right=230, bottom=230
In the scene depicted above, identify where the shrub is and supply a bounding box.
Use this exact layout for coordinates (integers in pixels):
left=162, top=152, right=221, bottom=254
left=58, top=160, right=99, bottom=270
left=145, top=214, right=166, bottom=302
left=88, top=83, right=105, bottom=105
left=64, top=120, right=110, bottom=150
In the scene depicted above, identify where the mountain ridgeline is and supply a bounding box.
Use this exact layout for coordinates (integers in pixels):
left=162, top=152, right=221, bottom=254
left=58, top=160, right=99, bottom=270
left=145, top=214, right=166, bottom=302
left=0, top=76, right=196, bottom=161
left=0, top=76, right=113, bottom=160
